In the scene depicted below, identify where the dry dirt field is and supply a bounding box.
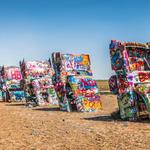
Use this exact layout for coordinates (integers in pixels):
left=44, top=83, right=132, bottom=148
left=0, top=95, right=149, bottom=150
left=96, top=80, right=109, bottom=91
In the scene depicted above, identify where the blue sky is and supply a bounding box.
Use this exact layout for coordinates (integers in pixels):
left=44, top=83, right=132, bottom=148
left=0, top=0, right=150, bottom=79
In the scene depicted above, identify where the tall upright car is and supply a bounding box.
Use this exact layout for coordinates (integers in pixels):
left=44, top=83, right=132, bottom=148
left=20, top=60, right=58, bottom=106
left=109, top=40, right=150, bottom=120
left=1, top=66, right=25, bottom=102
left=52, top=52, right=102, bottom=112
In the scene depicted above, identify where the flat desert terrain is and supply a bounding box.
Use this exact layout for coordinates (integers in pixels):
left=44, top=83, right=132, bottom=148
left=0, top=94, right=149, bottom=150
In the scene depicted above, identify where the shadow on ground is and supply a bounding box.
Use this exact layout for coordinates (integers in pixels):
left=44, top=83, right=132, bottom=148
left=83, top=111, right=150, bottom=123
left=5, top=103, right=25, bottom=106
left=99, top=91, right=113, bottom=95
left=32, top=107, right=60, bottom=112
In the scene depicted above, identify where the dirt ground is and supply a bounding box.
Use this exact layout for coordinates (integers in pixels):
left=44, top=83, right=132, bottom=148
left=0, top=95, right=149, bottom=150
left=96, top=80, right=109, bottom=91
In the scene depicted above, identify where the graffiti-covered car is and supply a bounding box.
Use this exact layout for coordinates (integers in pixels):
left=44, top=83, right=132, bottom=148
left=1, top=66, right=25, bottom=101
left=20, top=60, right=58, bottom=106
left=52, top=52, right=102, bottom=112
left=109, top=40, right=150, bottom=120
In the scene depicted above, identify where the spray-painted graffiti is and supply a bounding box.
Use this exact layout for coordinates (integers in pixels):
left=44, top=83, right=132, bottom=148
left=52, top=53, right=102, bottom=112
left=109, top=40, right=150, bottom=120
left=20, top=60, right=58, bottom=106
